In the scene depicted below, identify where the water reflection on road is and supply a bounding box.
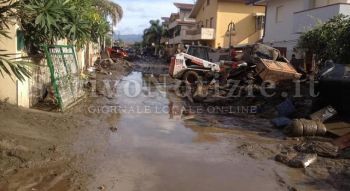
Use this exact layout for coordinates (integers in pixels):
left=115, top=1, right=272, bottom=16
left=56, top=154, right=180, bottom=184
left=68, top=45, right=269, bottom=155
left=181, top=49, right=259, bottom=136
left=88, top=71, right=307, bottom=191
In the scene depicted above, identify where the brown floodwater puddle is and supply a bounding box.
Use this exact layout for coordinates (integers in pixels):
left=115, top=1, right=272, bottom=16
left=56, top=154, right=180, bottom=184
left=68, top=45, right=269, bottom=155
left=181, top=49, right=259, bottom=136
left=80, top=72, right=323, bottom=191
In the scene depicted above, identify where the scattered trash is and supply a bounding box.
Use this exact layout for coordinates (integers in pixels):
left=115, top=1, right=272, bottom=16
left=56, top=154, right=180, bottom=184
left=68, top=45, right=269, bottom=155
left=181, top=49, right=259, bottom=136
left=271, top=117, right=292, bottom=128
left=87, top=67, right=96, bottom=73
left=110, top=126, right=118, bottom=133
left=276, top=99, right=296, bottom=117
left=318, top=63, right=350, bottom=113
left=339, top=148, right=350, bottom=159
left=287, top=119, right=327, bottom=137
left=275, top=152, right=298, bottom=165
left=256, top=58, right=302, bottom=83
left=276, top=153, right=317, bottom=168
left=310, top=105, right=337, bottom=122
left=97, top=185, right=105, bottom=190
left=333, top=133, right=350, bottom=150
left=289, top=153, right=318, bottom=168
left=295, top=141, right=339, bottom=158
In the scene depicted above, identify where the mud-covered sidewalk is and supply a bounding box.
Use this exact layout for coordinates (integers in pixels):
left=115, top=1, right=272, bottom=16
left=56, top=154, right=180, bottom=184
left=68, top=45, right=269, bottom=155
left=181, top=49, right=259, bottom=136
left=0, top=58, right=349, bottom=191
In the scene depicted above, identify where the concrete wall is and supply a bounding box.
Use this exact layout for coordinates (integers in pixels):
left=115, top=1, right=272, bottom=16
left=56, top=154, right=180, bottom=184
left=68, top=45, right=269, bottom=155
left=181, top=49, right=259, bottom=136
left=217, top=1, right=265, bottom=48
left=264, top=0, right=350, bottom=59
left=263, top=0, right=305, bottom=59
left=0, top=25, right=20, bottom=105
left=191, top=0, right=265, bottom=48
left=193, top=0, right=218, bottom=47
left=294, top=3, right=350, bottom=33
left=314, top=0, right=350, bottom=7
left=195, top=0, right=218, bottom=28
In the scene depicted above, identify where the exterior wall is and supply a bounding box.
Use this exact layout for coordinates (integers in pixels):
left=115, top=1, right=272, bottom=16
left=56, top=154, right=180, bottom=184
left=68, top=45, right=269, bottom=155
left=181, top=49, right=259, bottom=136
left=216, top=1, right=265, bottom=48
left=263, top=0, right=305, bottom=59
left=191, top=0, right=264, bottom=48
left=195, top=0, right=218, bottom=28
left=168, top=8, right=196, bottom=45
left=29, top=60, right=51, bottom=108
left=314, top=0, right=350, bottom=7
left=0, top=25, right=21, bottom=105
left=193, top=0, right=218, bottom=47
left=179, top=9, right=193, bottom=21
left=264, top=0, right=350, bottom=59
left=294, top=3, right=350, bottom=33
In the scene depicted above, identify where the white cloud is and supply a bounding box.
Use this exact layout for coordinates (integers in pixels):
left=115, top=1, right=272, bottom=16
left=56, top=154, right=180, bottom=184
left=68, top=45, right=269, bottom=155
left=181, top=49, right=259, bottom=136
left=113, top=0, right=194, bottom=35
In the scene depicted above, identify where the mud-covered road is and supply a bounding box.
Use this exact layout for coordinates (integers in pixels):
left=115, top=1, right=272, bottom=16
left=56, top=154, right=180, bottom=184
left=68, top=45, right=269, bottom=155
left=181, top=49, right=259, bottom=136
left=0, top=59, right=349, bottom=191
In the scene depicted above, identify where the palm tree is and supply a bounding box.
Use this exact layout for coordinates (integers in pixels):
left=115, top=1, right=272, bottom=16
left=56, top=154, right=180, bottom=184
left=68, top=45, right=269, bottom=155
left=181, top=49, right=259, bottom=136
left=93, top=0, right=123, bottom=26
left=143, top=20, right=166, bottom=55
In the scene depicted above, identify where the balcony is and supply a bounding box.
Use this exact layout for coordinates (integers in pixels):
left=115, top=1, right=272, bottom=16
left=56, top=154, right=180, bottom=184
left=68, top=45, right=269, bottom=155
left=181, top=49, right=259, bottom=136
left=186, top=28, right=215, bottom=40
left=293, top=3, right=350, bottom=33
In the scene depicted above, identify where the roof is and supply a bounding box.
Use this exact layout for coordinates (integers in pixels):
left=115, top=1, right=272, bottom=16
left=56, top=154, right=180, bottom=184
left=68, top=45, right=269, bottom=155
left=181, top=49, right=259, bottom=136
left=189, top=0, right=246, bottom=18
left=174, top=2, right=194, bottom=10
left=161, top=17, right=170, bottom=21
left=169, top=13, right=179, bottom=22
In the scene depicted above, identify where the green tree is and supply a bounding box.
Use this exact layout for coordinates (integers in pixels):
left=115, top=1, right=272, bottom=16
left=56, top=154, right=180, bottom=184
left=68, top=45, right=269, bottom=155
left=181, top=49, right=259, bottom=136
left=143, top=20, right=164, bottom=46
left=17, top=0, right=123, bottom=55
left=143, top=20, right=168, bottom=55
left=297, top=14, right=350, bottom=63
left=93, top=0, right=123, bottom=26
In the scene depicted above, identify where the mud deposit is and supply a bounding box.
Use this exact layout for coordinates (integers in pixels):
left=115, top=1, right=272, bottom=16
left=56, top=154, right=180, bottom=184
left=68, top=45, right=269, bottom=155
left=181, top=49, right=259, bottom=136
left=0, top=60, right=349, bottom=191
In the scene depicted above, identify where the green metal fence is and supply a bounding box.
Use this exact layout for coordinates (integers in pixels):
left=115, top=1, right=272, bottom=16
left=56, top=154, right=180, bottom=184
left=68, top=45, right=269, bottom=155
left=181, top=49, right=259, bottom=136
left=43, top=45, right=85, bottom=111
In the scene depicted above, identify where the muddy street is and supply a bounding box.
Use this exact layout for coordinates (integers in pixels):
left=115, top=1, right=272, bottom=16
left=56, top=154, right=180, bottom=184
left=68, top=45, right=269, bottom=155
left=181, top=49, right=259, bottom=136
left=0, top=60, right=349, bottom=191
left=1, top=0, right=350, bottom=190
left=69, top=60, right=346, bottom=191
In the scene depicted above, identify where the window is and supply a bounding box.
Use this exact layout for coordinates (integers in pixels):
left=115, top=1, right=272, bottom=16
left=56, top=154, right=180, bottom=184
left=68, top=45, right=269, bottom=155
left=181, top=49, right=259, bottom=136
left=207, top=0, right=210, bottom=6
left=16, top=30, right=25, bottom=51
left=276, top=5, right=284, bottom=23
left=255, top=16, right=265, bottom=30
left=206, top=19, right=209, bottom=27
left=210, top=17, right=214, bottom=28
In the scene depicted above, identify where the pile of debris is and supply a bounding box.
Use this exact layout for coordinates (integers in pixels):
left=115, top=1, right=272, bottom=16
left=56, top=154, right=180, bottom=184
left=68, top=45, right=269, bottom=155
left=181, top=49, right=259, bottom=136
left=271, top=101, right=350, bottom=168
left=168, top=43, right=350, bottom=169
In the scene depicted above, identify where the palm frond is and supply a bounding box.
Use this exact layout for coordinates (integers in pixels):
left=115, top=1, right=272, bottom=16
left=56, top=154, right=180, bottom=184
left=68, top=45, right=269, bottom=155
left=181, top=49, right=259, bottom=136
left=93, top=0, right=123, bottom=26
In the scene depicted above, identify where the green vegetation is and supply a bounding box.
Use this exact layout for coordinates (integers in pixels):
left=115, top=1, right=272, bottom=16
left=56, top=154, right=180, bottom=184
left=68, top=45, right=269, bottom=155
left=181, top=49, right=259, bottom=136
left=18, top=0, right=123, bottom=55
left=297, top=15, right=350, bottom=63
left=142, top=20, right=168, bottom=55
left=0, top=0, right=123, bottom=80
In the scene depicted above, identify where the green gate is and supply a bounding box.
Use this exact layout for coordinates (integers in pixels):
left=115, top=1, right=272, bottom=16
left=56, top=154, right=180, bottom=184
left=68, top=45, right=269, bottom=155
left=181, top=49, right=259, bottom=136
left=44, top=45, right=85, bottom=111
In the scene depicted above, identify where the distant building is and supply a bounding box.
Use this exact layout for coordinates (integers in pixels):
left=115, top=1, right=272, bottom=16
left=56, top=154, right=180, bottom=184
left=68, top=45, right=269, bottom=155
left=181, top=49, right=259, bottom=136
left=167, top=3, right=196, bottom=46
left=188, top=0, right=265, bottom=48
left=249, top=0, right=350, bottom=59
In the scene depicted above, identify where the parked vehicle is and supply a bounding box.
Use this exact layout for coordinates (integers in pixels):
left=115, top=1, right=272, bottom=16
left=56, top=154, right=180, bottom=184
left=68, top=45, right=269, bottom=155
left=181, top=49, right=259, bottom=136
left=317, top=61, right=350, bottom=114
left=108, top=46, right=128, bottom=61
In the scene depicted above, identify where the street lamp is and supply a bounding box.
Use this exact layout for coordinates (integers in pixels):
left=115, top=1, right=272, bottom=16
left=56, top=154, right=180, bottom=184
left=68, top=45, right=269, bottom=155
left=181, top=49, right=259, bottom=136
left=227, top=21, right=236, bottom=48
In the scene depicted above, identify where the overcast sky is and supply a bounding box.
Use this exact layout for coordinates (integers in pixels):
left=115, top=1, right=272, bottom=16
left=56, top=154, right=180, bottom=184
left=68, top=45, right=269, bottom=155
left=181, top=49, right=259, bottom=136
left=114, top=0, right=194, bottom=35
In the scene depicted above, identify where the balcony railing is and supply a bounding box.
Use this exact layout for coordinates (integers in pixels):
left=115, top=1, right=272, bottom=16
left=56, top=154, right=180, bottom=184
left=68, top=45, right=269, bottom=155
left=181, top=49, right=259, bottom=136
left=185, top=28, right=215, bottom=40
left=293, top=3, right=350, bottom=33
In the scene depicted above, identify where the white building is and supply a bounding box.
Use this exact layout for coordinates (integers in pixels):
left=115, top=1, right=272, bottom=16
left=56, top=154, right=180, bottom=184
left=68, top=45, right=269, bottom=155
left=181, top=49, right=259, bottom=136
left=253, top=0, right=350, bottom=59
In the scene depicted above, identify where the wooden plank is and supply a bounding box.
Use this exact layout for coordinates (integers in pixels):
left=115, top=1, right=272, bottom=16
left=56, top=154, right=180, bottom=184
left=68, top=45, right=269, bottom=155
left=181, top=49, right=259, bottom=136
left=326, top=121, right=350, bottom=137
